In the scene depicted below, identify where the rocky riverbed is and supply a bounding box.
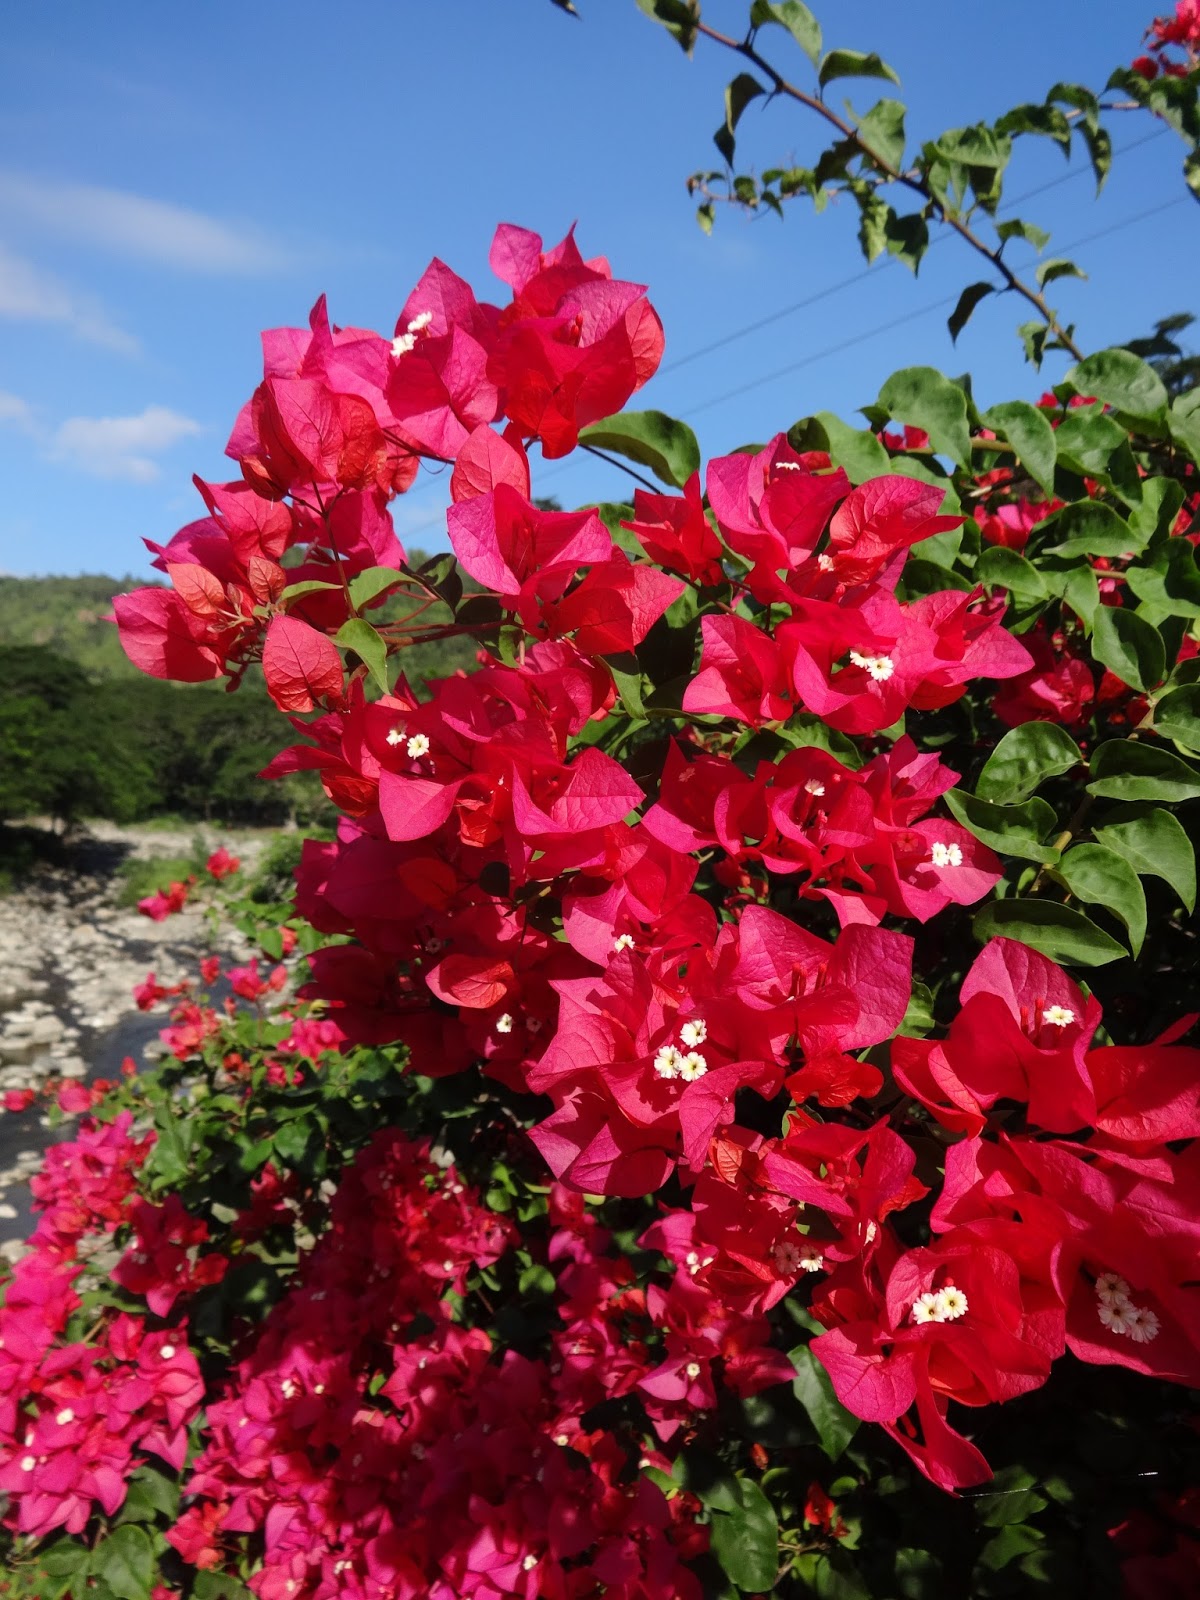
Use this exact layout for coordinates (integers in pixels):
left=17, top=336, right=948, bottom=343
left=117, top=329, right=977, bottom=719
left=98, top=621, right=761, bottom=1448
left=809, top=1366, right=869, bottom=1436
left=0, top=821, right=274, bottom=1255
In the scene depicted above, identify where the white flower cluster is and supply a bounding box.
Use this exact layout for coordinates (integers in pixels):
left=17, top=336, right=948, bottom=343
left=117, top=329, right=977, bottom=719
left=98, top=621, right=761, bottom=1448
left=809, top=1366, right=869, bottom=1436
left=848, top=648, right=895, bottom=682
left=910, top=1285, right=969, bottom=1324
left=391, top=309, right=434, bottom=358
left=929, top=841, right=963, bottom=868
left=1095, top=1272, right=1160, bottom=1343
left=771, top=1239, right=825, bottom=1276
left=654, top=1017, right=708, bottom=1082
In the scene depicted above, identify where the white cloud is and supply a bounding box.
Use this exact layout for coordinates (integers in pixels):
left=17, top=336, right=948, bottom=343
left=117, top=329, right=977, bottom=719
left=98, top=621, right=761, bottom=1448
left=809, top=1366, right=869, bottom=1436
left=50, top=406, right=203, bottom=482
left=0, top=243, right=139, bottom=354
left=0, top=171, right=287, bottom=275
left=0, top=390, right=36, bottom=433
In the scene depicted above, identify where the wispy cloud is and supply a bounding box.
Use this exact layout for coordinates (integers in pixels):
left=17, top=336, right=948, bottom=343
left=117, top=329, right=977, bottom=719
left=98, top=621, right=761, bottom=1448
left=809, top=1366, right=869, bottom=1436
left=0, top=391, right=37, bottom=434
left=49, top=406, right=203, bottom=482
left=0, top=171, right=287, bottom=275
left=0, top=243, right=140, bottom=354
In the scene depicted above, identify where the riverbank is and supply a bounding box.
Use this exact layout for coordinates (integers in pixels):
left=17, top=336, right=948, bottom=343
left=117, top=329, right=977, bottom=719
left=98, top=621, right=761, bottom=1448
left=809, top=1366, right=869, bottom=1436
left=0, top=820, right=275, bottom=1255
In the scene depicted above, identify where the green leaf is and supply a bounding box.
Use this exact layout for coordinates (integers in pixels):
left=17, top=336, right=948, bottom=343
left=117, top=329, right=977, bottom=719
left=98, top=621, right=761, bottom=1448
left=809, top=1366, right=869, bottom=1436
left=1153, top=682, right=1200, bottom=748
left=92, top=1525, right=155, bottom=1600
left=348, top=565, right=407, bottom=610
left=791, top=1344, right=860, bottom=1459
left=995, top=216, right=1051, bottom=250
left=578, top=409, right=701, bottom=490
left=945, top=790, right=1060, bottom=864
left=1091, top=605, right=1165, bottom=693
left=1187, top=147, right=1200, bottom=201
left=1052, top=407, right=1129, bottom=479
left=1124, top=537, right=1200, bottom=620
left=749, top=0, right=821, bottom=63
left=335, top=618, right=390, bottom=695
left=976, top=545, right=1047, bottom=602
left=1035, top=257, right=1085, bottom=288
left=948, top=281, right=994, bottom=344
left=280, top=578, right=342, bottom=603
left=714, top=71, right=766, bottom=164
left=634, top=0, right=699, bottom=53
left=709, top=1479, right=780, bottom=1592
left=117, top=1464, right=180, bottom=1524
left=818, top=48, right=899, bottom=89
left=995, top=102, right=1071, bottom=148
left=1057, top=843, right=1147, bottom=955
left=1093, top=805, right=1196, bottom=913
left=876, top=366, right=971, bottom=467
left=972, top=1465, right=1050, bottom=1528
left=935, top=123, right=1011, bottom=168
left=977, top=722, right=1082, bottom=803
left=857, top=98, right=906, bottom=170
left=608, top=653, right=648, bottom=721
left=1128, top=477, right=1186, bottom=548
left=1066, top=348, right=1169, bottom=424
left=973, top=900, right=1127, bottom=966
left=194, top=1576, right=255, bottom=1600
left=1081, top=122, right=1113, bottom=190
left=981, top=400, right=1057, bottom=495
left=1086, top=739, right=1200, bottom=801
left=1044, top=500, right=1142, bottom=559
left=794, top=411, right=890, bottom=481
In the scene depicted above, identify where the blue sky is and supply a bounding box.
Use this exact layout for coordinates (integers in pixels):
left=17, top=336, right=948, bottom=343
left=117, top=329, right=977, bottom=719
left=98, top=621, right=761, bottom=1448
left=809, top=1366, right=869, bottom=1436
left=0, top=0, right=1195, bottom=578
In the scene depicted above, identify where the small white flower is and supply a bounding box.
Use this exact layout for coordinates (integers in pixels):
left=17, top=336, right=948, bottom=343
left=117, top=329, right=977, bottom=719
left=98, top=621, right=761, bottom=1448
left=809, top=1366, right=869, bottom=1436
left=496, top=1012, right=514, bottom=1035
left=817, top=552, right=835, bottom=572
left=54, top=1408, right=75, bottom=1426
left=281, top=1379, right=297, bottom=1399
left=930, top=841, right=964, bottom=868
left=20, top=1456, right=35, bottom=1472
left=848, top=649, right=895, bottom=682
left=613, top=933, right=636, bottom=953
left=804, top=778, right=826, bottom=797
left=654, top=1044, right=684, bottom=1080
left=554, top=1432, right=570, bottom=1447
left=160, top=1345, right=176, bottom=1360
left=391, top=331, right=417, bottom=358
left=1126, top=1306, right=1161, bottom=1344
left=523, top=1555, right=539, bottom=1573
left=1095, top=1272, right=1131, bottom=1306
left=442, top=1259, right=456, bottom=1273
left=911, top=1292, right=946, bottom=1324
left=798, top=1244, right=825, bottom=1273
left=386, top=725, right=405, bottom=745
left=1098, top=1299, right=1140, bottom=1336
left=684, top=1361, right=702, bottom=1380
left=775, top=461, right=802, bottom=473
left=679, top=1050, right=708, bottom=1082
left=406, top=733, right=430, bottom=759
left=772, top=1240, right=803, bottom=1275
left=1042, top=1005, right=1076, bottom=1027
left=680, top=1018, right=707, bottom=1048
left=937, top=1286, right=968, bottom=1321
left=408, top=310, right=433, bottom=333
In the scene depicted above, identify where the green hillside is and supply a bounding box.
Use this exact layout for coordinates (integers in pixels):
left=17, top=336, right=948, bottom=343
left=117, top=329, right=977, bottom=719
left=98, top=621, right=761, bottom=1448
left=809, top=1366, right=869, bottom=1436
left=0, top=575, right=149, bottom=677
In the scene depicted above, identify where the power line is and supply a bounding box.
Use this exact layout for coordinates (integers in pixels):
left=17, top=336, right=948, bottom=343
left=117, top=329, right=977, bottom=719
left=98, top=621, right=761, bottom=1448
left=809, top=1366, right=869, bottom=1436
left=678, top=191, right=1192, bottom=421
left=659, top=127, right=1169, bottom=377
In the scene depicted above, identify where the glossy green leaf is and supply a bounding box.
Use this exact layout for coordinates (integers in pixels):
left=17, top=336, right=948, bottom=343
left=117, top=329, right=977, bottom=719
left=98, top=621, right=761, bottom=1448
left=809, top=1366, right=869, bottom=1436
left=935, top=123, right=1011, bottom=167
left=578, top=409, right=701, bottom=489
left=945, top=790, right=1060, bottom=863
left=981, top=400, right=1057, bottom=495
left=1057, top=843, right=1146, bottom=955
left=977, top=722, right=1082, bottom=803
left=1035, top=258, right=1085, bottom=288
left=791, top=1343, right=860, bottom=1459
left=1052, top=407, right=1129, bottom=478
left=818, top=48, right=899, bottom=89
left=93, top=1525, right=155, bottom=1600
left=349, top=565, right=407, bottom=610
left=876, top=366, right=971, bottom=467
left=995, top=216, right=1051, bottom=250
left=714, top=72, right=766, bottom=163
left=1152, top=682, right=1200, bottom=748
left=1124, top=537, right=1200, bottom=620
left=948, top=281, right=994, bottom=344
left=1066, top=348, right=1170, bottom=424
left=973, top=900, right=1126, bottom=966
left=1128, top=477, right=1185, bottom=548
left=1044, top=500, right=1142, bottom=559
left=709, top=1479, right=780, bottom=1591
left=335, top=618, right=390, bottom=695
left=796, top=411, right=891, bottom=481
left=1086, top=739, right=1200, bottom=802
left=1091, top=605, right=1165, bottom=693
left=1093, top=805, right=1196, bottom=913
left=976, top=545, right=1047, bottom=601
left=280, top=578, right=342, bottom=603
left=749, top=0, right=821, bottom=62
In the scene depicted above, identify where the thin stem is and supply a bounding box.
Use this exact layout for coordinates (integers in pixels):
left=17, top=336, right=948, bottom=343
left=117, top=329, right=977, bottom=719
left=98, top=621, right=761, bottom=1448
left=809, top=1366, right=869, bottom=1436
left=580, top=442, right=664, bottom=495
left=697, top=20, right=1085, bottom=361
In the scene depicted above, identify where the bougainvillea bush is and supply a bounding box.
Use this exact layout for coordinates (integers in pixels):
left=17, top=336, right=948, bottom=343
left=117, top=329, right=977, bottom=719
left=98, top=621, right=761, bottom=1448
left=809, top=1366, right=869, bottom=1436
left=4, top=6, right=1200, bottom=1597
